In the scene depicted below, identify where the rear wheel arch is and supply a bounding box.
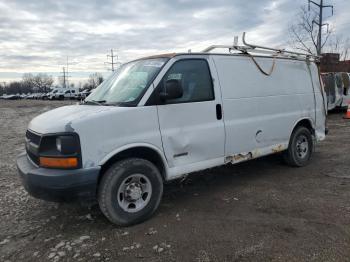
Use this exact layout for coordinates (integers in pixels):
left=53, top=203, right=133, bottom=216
left=290, top=118, right=315, bottom=139
left=284, top=119, right=315, bottom=167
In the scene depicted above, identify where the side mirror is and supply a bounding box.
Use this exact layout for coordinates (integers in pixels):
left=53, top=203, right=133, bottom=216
left=160, top=79, right=183, bottom=101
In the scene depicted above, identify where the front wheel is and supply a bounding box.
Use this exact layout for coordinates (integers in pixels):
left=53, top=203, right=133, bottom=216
left=283, top=126, right=313, bottom=167
left=98, top=158, right=163, bottom=226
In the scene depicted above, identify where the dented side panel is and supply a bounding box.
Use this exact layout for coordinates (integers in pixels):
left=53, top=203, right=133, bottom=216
left=156, top=56, right=226, bottom=171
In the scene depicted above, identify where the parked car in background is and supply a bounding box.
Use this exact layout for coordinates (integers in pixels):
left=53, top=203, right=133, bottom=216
left=341, top=72, right=350, bottom=106
left=52, top=88, right=78, bottom=100
left=321, top=72, right=350, bottom=110
left=79, top=89, right=92, bottom=100
left=40, top=91, right=52, bottom=100
left=48, top=88, right=62, bottom=100
left=33, top=93, right=43, bottom=99
left=4, top=94, right=21, bottom=100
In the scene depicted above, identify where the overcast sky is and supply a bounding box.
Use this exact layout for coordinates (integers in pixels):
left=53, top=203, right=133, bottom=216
left=0, top=0, right=349, bottom=83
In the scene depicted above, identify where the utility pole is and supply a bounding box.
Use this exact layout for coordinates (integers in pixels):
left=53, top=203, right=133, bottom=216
left=105, top=49, right=119, bottom=71
left=66, top=56, right=69, bottom=89
left=308, top=0, right=334, bottom=55
left=62, top=67, right=66, bottom=88
left=60, top=67, right=70, bottom=88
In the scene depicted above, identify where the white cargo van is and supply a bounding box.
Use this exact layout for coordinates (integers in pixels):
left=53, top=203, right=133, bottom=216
left=17, top=38, right=327, bottom=226
left=52, top=88, right=78, bottom=100
left=48, top=88, right=63, bottom=100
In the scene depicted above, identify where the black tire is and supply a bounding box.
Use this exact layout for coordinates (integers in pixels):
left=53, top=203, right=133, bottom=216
left=98, top=158, right=163, bottom=226
left=283, top=126, right=313, bottom=167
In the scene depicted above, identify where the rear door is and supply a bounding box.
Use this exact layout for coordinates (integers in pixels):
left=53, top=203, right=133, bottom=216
left=154, top=58, right=225, bottom=169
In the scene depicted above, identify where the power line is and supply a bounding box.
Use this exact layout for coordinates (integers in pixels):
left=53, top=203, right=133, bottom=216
left=308, top=0, right=334, bottom=55
left=104, top=49, right=120, bottom=71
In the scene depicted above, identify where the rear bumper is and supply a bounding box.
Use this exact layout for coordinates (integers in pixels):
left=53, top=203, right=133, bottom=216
left=17, top=152, right=100, bottom=202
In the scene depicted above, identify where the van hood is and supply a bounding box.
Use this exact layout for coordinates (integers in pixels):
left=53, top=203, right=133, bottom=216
left=28, top=105, right=131, bottom=134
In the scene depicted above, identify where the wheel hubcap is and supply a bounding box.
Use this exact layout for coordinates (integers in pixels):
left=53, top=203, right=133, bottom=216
left=126, top=183, right=143, bottom=201
left=117, top=174, right=152, bottom=213
left=296, top=135, right=309, bottom=159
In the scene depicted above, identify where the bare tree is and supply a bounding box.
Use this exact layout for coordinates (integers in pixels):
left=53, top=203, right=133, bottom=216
left=289, top=6, right=332, bottom=55
left=0, top=83, right=5, bottom=95
left=33, top=73, right=54, bottom=93
left=326, top=34, right=350, bottom=60
left=7, top=81, right=22, bottom=94
left=22, top=73, right=35, bottom=91
left=87, top=73, right=104, bottom=90
left=21, top=73, right=54, bottom=93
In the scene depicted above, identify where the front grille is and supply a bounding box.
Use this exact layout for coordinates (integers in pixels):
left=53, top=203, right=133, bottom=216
left=26, top=130, right=41, bottom=145
left=27, top=149, right=39, bottom=165
left=25, top=130, right=41, bottom=165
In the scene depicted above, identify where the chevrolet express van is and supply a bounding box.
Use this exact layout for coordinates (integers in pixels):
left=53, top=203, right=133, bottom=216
left=17, top=46, right=327, bottom=225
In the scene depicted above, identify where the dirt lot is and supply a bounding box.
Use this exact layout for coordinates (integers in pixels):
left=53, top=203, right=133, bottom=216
left=0, top=100, right=349, bottom=262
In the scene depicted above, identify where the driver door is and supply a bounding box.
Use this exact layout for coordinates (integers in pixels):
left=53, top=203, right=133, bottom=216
left=154, top=58, right=225, bottom=170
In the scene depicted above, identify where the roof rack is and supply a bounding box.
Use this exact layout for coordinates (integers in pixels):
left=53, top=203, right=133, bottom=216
left=202, top=32, right=320, bottom=61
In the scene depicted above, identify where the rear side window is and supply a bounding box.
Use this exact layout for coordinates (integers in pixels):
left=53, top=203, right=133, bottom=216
left=161, top=59, right=214, bottom=103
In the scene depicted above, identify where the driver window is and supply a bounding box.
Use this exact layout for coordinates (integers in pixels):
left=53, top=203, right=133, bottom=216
left=161, top=59, right=214, bottom=104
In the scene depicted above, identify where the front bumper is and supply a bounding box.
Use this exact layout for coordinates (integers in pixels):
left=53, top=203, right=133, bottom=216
left=17, top=152, right=100, bottom=202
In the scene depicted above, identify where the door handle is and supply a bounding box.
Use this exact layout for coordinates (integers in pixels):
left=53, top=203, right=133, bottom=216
left=216, top=104, right=222, bottom=120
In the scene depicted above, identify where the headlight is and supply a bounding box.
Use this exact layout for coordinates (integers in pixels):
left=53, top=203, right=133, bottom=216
left=53, top=135, right=79, bottom=155
left=56, top=137, right=62, bottom=152
left=39, top=134, right=81, bottom=169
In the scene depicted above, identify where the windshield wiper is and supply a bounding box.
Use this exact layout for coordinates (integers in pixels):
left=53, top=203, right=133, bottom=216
left=104, top=101, right=136, bottom=107
left=83, top=100, right=106, bottom=105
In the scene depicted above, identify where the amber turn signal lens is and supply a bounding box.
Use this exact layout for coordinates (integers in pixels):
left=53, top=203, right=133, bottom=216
left=39, top=157, right=78, bottom=168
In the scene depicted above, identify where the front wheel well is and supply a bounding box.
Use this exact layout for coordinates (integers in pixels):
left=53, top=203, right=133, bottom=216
left=99, top=147, right=166, bottom=184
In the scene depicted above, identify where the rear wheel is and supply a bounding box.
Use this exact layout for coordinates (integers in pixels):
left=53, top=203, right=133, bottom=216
left=283, top=126, right=313, bottom=167
left=98, top=158, right=163, bottom=226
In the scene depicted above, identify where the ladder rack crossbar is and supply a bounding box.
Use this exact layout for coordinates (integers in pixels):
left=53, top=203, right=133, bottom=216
left=202, top=32, right=320, bottom=61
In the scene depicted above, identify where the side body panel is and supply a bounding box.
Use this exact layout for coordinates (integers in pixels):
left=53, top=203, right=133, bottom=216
left=212, top=55, right=325, bottom=161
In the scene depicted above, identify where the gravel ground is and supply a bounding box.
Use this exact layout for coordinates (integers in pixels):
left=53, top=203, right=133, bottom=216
left=0, top=100, right=349, bottom=262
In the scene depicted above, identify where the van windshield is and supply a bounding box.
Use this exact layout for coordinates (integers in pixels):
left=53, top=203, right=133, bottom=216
left=85, top=58, right=168, bottom=106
